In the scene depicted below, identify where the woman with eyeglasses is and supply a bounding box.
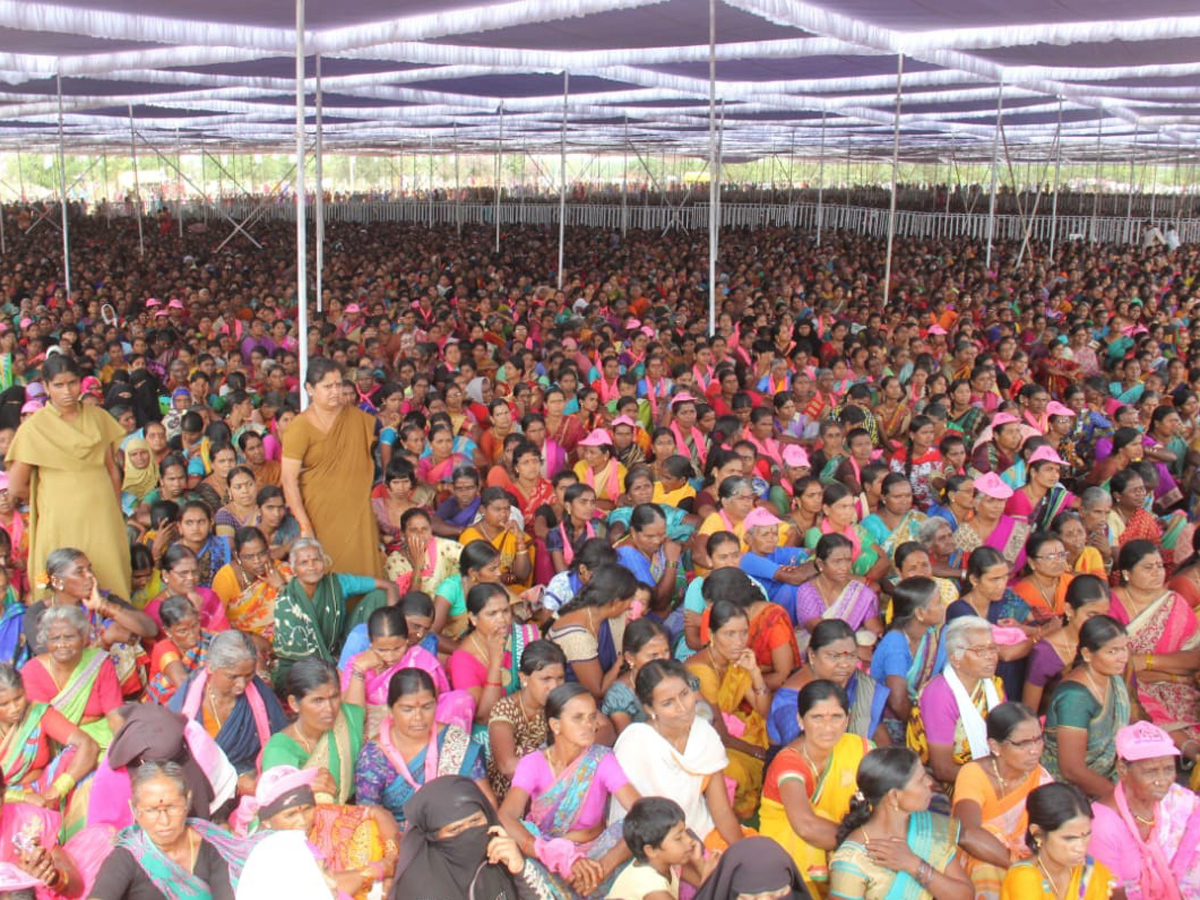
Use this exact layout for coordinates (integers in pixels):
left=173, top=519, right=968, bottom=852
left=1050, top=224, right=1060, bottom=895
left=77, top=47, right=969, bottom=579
left=1021, top=574, right=1110, bottom=716
left=1010, top=532, right=1075, bottom=623
left=952, top=703, right=1053, bottom=900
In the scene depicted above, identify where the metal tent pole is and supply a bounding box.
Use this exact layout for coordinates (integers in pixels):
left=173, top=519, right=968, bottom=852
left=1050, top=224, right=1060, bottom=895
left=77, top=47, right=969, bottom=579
left=494, top=104, right=503, bottom=254
left=294, top=0, right=309, bottom=410
left=557, top=71, right=569, bottom=290
left=1090, top=117, right=1102, bottom=243
left=55, top=74, right=72, bottom=299
left=176, top=128, right=184, bottom=238
left=102, top=149, right=110, bottom=225
left=1126, top=124, right=1138, bottom=241
left=428, top=134, right=435, bottom=228
left=315, top=53, right=324, bottom=312
left=129, top=106, right=144, bottom=258
left=883, top=55, right=904, bottom=306
left=1049, top=98, right=1063, bottom=259
left=816, top=111, right=826, bottom=245
left=985, top=82, right=1004, bottom=270
left=1149, top=132, right=1159, bottom=222
left=200, top=148, right=208, bottom=225
left=454, top=123, right=461, bottom=238
left=707, top=0, right=718, bottom=334
left=16, top=150, right=24, bottom=202
left=622, top=117, right=629, bottom=238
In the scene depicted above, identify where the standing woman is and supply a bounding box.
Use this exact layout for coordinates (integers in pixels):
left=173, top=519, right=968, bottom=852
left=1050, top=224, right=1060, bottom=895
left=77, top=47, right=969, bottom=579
left=6, top=355, right=132, bottom=597
left=282, top=357, right=383, bottom=579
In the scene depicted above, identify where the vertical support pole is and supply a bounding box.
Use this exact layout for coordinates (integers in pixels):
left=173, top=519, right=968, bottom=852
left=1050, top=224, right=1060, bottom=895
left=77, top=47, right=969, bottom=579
left=622, top=117, right=629, bottom=238
left=315, top=53, right=324, bottom=312
left=557, top=71, right=569, bottom=290
left=200, top=148, right=208, bottom=224
left=16, top=150, right=24, bottom=202
left=0, top=182, right=5, bottom=255
left=56, top=74, right=72, bottom=299
left=102, top=148, right=111, bottom=225
left=495, top=104, right=503, bottom=254
left=707, top=0, right=718, bottom=334
left=176, top=127, right=184, bottom=238
left=1090, top=116, right=1102, bottom=244
left=294, top=0, right=309, bottom=410
left=428, top=133, right=435, bottom=227
left=985, top=81, right=1004, bottom=270
left=787, top=127, right=796, bottom=210
left=454, top=123, right=461, bottom=238
left=816, top=110, right=826, bottom=245
left=1127, top=124, right=1138, bottom=240
left=883, top=54, right=904, bottom=306
left=1049, top=98, right=1063, bottom=259
left=129, top=105, right=144, bottom=258
left=520, top=143, right=527, bottom=214
left=1149, top=132, right=1159, bottom=222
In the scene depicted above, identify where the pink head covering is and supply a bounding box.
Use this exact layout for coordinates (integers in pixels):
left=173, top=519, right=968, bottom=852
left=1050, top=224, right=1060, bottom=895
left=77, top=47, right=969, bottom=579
left=782, top=445, right=810, bottom=468
left=928, top=324, right=948, bottom=335
left=20, top=400, right=41, bottom=414
left=1115, top=721, right=1180, bottom=761
left=0, top=863, right=41, bottom=891
left=344, top=303, right=361, bottom=314
left=1028, top=445, right=1066, bottom=466
left=973, top=472, right=1013, bottom=499
left=577, top=428, right=614, bottom=448
left=1046, top=401, right=1076, bottom=418
left=670, top=391, right=699, bottom=406
left=231, top=765, right=317, bottom=834
left=610, top=415, right=637, bottom=430
left=744, top=508, right=783, bottom=529
left=145, top=298, right=162, bottom=308
left=990, top=412, right=1020, bottom=428
left=168, top=298, right=185, bottom=310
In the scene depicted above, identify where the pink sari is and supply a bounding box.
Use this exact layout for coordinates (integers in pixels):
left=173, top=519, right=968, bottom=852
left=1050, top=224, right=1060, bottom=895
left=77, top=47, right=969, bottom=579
left=1110, top=590, right=1200, bottom=742
left=340, top=645, right=473, bottom=737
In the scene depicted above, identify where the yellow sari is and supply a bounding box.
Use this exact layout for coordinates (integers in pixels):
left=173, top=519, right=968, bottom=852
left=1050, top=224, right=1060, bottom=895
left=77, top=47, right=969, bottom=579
left=686, top=659, right=768, bottom=819
left=999, top=858, right=1115, bottom=900
left=759, top=732, right=869, bottom=897
left=459, top=524, right=534, bottom=590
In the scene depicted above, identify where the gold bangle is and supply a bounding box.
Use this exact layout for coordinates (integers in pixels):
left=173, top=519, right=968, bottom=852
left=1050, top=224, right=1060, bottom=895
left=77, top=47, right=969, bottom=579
left=1146, top=654, right=1155, bottom=671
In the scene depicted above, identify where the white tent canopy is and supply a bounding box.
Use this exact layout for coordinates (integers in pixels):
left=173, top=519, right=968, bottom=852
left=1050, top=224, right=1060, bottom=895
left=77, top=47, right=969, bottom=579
left=0, top=0, right=1198, bottom=159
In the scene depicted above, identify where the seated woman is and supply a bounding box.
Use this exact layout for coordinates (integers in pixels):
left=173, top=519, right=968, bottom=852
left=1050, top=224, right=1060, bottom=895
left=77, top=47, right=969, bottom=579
left=432, top=539, right=505, bottom=643
left=389, top=775, right=558, bottom=900
left=431, top=464, right=484, bottom=539
left=829, top=747, right=973, bottom=900
left=174, top=501, right=232, bottom=588
left=953, top=703, right=1054, bottom=900
left=261, top=658, right=363, bottom=805
left=372, top=457, right=423, bottom=552
left=615, top=503, right=686, bottom=619
left=1110, top=539, right=1200, bottom=767
left=572, top=429, right=627, bottom=511
left=459, top=487, right=536, bottom=593
left=1000, top=783, right=1117, bottom=900
left=739, top=507, right=812, bottom=627
left=447, top=582, right=541, bottom=731
left=690, top=836, right=808, bottom=900
left=953, top=473, right=1030, bottom=573
left=607, top=465, right=696, bottom=547
left=546, top=564, right=637, bottom=702
left=760, top=680, right=871, bottom=896
left=417, top=423, right=472, bottom=499
left=685, top=600, right=771, bottom=820
left=771, top=619, right=889, bottom=749
left=612, top=660, right=744, bottom=852
left=193, top=443, right=237, bottom=516
left=803, top=482, right=887, bottom=583
left=23, top=547, right=156, bottom=656
left=1021, top=574, right=1109, bottom=715
left=908, top=615, right=1006, bottom=802
left=90, top=761, right=260, bottom=900
left=168, top=629, right=287, bottom=793
left=793, top=533, right=883, bottom=641
left=23, top=606, right=123, bottom=750
left=143, top=544, right=230, bottom=635
left=354, top=667, right=489, bottom=827
left=236, top=765, right=399, bottom=900
left=210, top=527, right=293, bottom=639
left=145, top=595, right=212, bottom=705
left=0, top=661, right=98, bottom=835
left=214, top=466, right=260, bottom=541
left=870, top=576, right=948, bottom=746
left=499, top=684, right=641, bottom=899
left=601, top=618, right=672, bottom=734
left=1010, top=531, right=1076, bottom=622
left=488, top=641, right=567, bottom=802
left=1089, top=721, right=1200, bottom=900
left=271, top=537, right=399, bottom=690
left=698, top=566, right=798, bottom=692
left=1040, top=615, right=1131, bottom=799
left=860, top=474, right=928, bottom=565
left=382, top=508, right=461, bottom=597
left=340, top=605, right=463, bottom=739
left=548, top=484, right=607, bottom=575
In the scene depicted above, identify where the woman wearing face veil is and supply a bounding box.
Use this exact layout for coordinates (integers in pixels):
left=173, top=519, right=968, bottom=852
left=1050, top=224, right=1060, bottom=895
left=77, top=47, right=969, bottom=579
left=388, top=775, right=559, bottom=900
left=691, top=835, right=813, bottom=900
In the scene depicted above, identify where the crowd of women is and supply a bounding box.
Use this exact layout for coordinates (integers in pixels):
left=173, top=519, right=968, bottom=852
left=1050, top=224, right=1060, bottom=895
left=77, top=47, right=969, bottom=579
left=0, top=201, right=1194, bottom=900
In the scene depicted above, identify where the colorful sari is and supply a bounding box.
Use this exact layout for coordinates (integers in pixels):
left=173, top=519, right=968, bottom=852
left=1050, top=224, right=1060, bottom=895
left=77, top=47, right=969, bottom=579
left=908, top=673, right=1005, bottom=796
left=459, top=525, right=535, bottom=590
left=308, top=804, right=398, bottom=900
left=999, top=858, right=1115, bottom=900
left=169, top=669, right=285, bottom=775
left=112, top=818, right=263, bottom=900
left=953, top=761, right=1053, bottom=900
left=416, top=452, right=470, bottom=489
left=686, top=660, right=768, bottom=819
left=262, top=705, right=364, bottom=805
left=830, top=811, right=960, bottom=900
left=340, top=644, right=469, bottom=738
left=145, top=631, right=212, bottom=705
left=793, top=579, right=879, bottom=633
left=861, top=510, right=925, bottom=560
left=43, top=648, right=114, bottom=749
left=1109, top=507, right=1178, bottom=569
left=748, top=603, right=800, bottom=677
left=1110, top=589, right=1200, bottom=745
left=1041, top=679, right=1130, bottom=789
left=760, top=733, right=869, bottom=895
left=953, top=515, right=1029, bottom=571
left=220, top=563, right=293, bottom=637
left=1090, top=782, right=1200, bottom=900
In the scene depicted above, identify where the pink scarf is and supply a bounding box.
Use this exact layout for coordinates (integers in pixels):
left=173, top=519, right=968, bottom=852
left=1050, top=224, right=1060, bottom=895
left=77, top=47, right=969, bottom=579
left=558, top=519, right=596, bottom=566
left=595, top=377, right=621, bottom=404
left=693, top=365, right=714, bottom=392
left=642, top=377, right=668, bottom=421
left=1114, top=783, right=1184, bottom=900
left=819, top=517, right=862, bottom=557
left=584, top=458, right=621, bottom=502
left=181, top=669, right=271, bottom=772
left=670, top=421, right=707, bottom=465
left=377, top=715, right=439, bottom=790
left=743, top=430, right=783, bottom=466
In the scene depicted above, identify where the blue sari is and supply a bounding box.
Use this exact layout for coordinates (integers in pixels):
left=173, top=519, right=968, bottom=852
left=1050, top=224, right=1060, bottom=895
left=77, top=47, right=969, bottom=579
left=168, top=672, right=287, bottom=774
left=831, top=810, right=959, bottom=900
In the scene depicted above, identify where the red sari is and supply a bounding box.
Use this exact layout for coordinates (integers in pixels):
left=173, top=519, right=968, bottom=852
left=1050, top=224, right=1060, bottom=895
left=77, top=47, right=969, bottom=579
left=546, top=415, right=585, bottom=454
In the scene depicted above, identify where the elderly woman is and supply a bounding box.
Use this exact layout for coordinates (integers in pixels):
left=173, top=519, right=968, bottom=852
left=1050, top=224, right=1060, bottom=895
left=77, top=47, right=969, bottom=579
left=168, top=630, right=287, bottom=793
left=908, top=615, right=1006, bottom=799
left=271, top=537, right=399, bottom=690
left=145, top=595, right=213, bottom=705
left=90, top=761, right=261, bottom=900
left=22, top=605, right=124, bottom=750
left=210, top=526, right=293, bottom=639
left=1089, top=721, right=1200, bottom=900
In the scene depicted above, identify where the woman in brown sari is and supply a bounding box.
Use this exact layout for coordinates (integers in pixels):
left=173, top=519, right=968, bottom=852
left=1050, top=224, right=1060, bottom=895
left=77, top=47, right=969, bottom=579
left=282, top=358, right=383, bottom=578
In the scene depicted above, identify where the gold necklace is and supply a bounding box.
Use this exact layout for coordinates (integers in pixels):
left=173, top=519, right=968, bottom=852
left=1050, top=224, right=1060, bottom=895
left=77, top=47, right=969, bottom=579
left=1036, top=857, right=1066, bottom=899
left=800, top=737, right=827, bottom=781
left=1083, top=666, right=1107, bottom=701
left=990, top=756, right=1011, bottom=795
left=206, top=690, right=225, bottom=730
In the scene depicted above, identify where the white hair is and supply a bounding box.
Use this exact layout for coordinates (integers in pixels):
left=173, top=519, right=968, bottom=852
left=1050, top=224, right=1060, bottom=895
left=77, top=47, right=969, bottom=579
left=944, top=615, right=993, bottom=662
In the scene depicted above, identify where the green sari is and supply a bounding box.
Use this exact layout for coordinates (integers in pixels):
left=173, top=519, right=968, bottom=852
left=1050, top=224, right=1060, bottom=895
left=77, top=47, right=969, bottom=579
left=272, top=575, right=345, bottom=689
left=830, top=811, right=960, bottom=900
left=52, top=648, right=112, bottom=749
left=1041, top=678, right=1131, bottom=790
left=261, top=704, right=364, bottom=804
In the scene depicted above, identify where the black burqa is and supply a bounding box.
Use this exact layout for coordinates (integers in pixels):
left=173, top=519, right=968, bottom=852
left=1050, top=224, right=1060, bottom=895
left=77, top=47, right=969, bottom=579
left=388, top=775, right=519, bottom=900
left=692, top=836, right=812, bottom=900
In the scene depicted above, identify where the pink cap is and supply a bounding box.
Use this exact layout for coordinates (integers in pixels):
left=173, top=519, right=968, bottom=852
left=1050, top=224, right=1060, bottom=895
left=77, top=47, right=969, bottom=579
left=1028, top=445, right=1066, bottom=466
left=782, top=445, right=810, bottom=468
left=928, top=324, right=948, bottom=335
left=973, top=471, right=1013, bottom=499
left=0, top=471, right=10, bottom=492
left=624, top=318, right=641, bottom=330
left=145, top=298, right=162, bottom=308
left=562, top=338, right=578, bottom=350
left=255, top=765, right=317, bottom=807
left=611, top=415, right=637, bottom=430
left=18, top=317, right=31, bottom=329
left=744, top=507, right=783, bottom=529
left=640, top=325, right=656, bottom=338
left=81, top=376, right=102, bottom=397
left=1116, top=721, right=1180, bottom=761
left=20, top=400, right=41, bottom=414
left=577, top=428, right=614, bottom=447
left=168, top=298, right=185, bottom=310
left=1046, top=401, right=1076, bottom=418
left=670, top=392, right=699, bottom=406
left=345, top=303, right=361, bottom=314
left=154, top=309, right=169, bottom=317
left=990, top=412, right=1020, bottom=428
